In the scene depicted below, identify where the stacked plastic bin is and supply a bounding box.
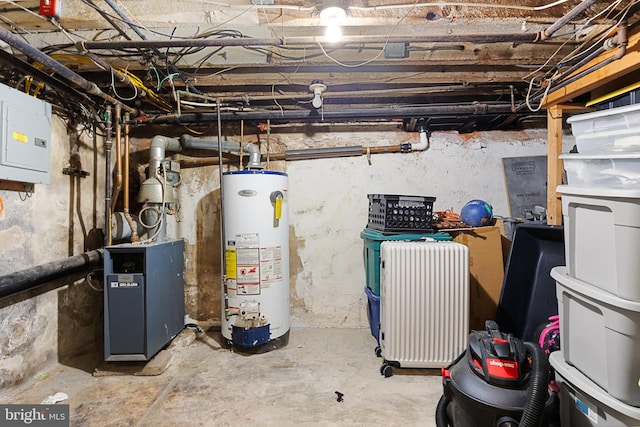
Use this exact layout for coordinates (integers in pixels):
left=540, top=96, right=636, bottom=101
left=361, top=194, right=450, bottom=350
left=550, top=103, right=640, bottom=426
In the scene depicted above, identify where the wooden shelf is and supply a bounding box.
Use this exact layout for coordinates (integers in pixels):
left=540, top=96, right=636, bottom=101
left=543, top=28, right=640, bottom=225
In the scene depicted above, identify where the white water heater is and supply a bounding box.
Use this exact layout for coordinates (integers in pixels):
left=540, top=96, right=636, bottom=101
left=221, top=170, right=290, bottom=349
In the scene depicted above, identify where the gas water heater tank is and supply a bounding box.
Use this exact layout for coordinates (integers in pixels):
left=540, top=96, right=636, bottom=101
left=221, top=170, right=290, bottom=350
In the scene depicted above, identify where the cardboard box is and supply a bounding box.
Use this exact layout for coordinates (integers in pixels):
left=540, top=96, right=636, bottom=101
left=448, top=226, right=505, bottom=331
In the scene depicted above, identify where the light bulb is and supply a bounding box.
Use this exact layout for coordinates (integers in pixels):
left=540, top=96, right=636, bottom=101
left=325, top=22, right=342, bottom=43
left=312, top=93, right=323, bottom=109
left=319, top=2, right=346, bottom=44
left=309, top=81, right=327, bottom=109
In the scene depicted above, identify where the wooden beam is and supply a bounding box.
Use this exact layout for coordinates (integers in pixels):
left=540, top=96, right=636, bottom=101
left=546, top=105, right=563, bottom=226
left=544, top=29, right=640, bottom=107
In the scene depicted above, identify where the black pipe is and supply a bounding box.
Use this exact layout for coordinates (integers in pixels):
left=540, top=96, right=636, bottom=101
left=0, top=26, right=139, bottom=116
left=0, top=25, right=96, bottom=93
left=519, top=342, right=551, bottom=427
left=0, top=250, right=103, bottom=299
left=141, top=102, right=520, bottom=124
left=0, top=48, right=94, bottom=107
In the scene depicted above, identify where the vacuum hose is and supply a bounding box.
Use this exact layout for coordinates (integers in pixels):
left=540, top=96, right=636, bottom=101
left=519, top=342, right=550, bottom=427
left=435, top=395, right=451, bottom=427
left=434, top=342, right=550, bottom=427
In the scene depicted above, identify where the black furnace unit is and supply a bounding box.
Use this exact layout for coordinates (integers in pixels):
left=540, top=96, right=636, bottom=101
left=103, top=239, right=185, bottom=361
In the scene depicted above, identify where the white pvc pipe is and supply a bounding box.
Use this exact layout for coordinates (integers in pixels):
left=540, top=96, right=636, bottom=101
left=410, top=130, right=429, bottom=151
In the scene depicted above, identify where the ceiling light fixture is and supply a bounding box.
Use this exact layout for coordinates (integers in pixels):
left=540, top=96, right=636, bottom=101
left=319, top=0, right=346, bottom=43
left=309, top=80, right=327, bottom=109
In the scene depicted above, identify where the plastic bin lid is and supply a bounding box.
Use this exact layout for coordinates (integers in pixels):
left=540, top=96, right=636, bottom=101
left=559, top=152, right=640, bottom=160
left=566, top=103, right=640, bottom=124
left=360, top=228, right=451, bottom=241
left=550, top=352, right=640, bottom=420
left=556, top=184, right=640, bottom=199
left=551, top=267, right=640, bottom=312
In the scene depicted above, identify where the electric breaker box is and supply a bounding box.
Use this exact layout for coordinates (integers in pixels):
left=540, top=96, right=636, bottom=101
left=104, top=239, right=185, bottom=361
left=0, top=83, right=52, bottom=184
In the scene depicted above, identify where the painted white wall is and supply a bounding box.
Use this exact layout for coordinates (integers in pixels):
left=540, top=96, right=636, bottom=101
left=163, top=127, right=575, bottom=329
left=243, top=128, right=574, bottom=327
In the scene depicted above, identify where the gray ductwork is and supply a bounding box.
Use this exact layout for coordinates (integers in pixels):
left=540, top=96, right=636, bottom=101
left=181, top=135, right=262, bottom=169
left=144, top=134, right=262, bottom=178
left=138, top=135, right=182, bottom=205
left=139, top=133, right=262, bottom=204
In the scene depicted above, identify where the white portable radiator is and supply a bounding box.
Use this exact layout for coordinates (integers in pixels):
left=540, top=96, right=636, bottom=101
left=379, top=240, right=469, bottom=371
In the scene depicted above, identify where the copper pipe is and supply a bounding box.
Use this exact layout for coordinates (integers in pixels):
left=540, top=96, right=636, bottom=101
left=123, top=112, right=139, bottom=243
left=110, top=104, right=122, bottom=213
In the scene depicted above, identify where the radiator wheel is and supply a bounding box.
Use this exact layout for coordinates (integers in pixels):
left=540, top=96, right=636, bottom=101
left=380, top=363, right=393, bottom=378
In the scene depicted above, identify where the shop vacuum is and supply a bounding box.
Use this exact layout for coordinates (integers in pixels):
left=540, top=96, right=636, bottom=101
left=436, top=321, right=559, bottom=427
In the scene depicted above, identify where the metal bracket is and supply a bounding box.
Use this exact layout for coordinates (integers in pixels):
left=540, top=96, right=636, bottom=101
left=62, top=167, right=90, bottom=178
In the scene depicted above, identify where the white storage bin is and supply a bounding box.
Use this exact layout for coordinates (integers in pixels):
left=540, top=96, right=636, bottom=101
left=550, top=352, right=640, bottom=426
left=552, top=267, right=640, bottom=407
left=567, top=103, right=640, bottom=154
left=558, top=185, right=640, bottom=301
left=561, top=153, right=640, bottom=188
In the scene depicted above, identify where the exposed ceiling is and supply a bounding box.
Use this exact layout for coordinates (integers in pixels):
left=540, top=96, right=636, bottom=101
left=1, top=0, right=639, bottom=132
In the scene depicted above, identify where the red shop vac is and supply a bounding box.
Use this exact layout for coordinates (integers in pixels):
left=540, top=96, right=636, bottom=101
left=436, top=320, right=559, bottom=427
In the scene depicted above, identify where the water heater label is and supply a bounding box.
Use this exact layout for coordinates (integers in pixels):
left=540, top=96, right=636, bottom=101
left=260, top=246, right=283, bottom=285
left=236, top=233, right=259, bottom=247
left=225, top=248, right=237, bottom=280
left=237, top=283, right=260, bottom=295
left=236, top=247, right=260, bottom=295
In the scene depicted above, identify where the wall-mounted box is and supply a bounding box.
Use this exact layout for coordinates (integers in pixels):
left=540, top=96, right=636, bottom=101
left=0, top=83, right=52, bottom=184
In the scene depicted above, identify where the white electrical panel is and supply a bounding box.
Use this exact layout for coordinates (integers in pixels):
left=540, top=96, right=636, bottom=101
left=0, top=83, right=52, bottom=184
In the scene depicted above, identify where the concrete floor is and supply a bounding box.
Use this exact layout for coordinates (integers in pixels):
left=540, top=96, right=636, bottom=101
left=1, top=328, right=443, bottom=427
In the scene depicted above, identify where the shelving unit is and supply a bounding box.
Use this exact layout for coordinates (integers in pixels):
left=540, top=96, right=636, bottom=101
left=543, top=29, right=640, bottom=225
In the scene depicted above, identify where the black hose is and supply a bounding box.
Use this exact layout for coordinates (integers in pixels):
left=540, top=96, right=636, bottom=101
left=519, top=342, right=550, bottom=427
left=435, top=395, right=452, bottom=427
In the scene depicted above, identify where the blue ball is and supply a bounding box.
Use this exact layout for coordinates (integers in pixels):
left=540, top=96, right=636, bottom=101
left=460, top=199, right=493, bottom=227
